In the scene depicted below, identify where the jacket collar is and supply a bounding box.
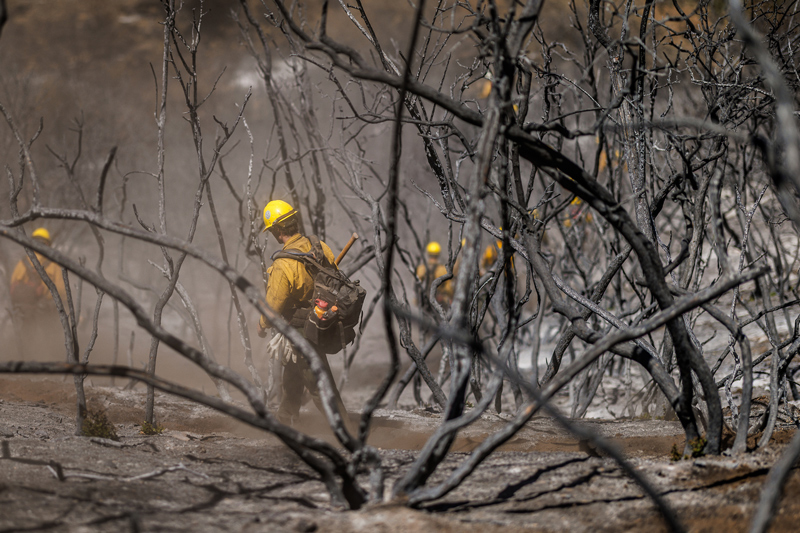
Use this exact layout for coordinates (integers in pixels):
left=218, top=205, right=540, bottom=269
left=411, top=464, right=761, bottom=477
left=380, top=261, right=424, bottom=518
left=282, top=233, right=305, bottom=250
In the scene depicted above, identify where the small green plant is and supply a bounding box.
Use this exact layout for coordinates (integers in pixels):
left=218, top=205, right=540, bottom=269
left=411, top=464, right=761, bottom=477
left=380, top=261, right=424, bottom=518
left=670, top=443, right=682, bottom=462
left=81, top=410, right=119, bottom=441
left=140, top=420, right=165, bottom=435
left=689, top=437, right=707, bottom=458
left=670, top=437, right=708, bottom=461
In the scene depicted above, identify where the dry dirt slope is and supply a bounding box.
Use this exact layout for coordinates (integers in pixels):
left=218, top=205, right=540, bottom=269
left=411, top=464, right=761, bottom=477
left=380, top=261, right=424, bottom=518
left=1, top=376, right=800, bottom=532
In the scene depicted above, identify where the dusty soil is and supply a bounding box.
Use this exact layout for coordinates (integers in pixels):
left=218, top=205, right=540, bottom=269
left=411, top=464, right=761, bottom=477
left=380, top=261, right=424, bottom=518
left=1, top=375, right=800, bottom=533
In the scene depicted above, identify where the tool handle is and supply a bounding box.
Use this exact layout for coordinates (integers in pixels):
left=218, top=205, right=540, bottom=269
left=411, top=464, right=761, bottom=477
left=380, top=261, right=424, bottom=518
left=335, top=233, right=359, bottom=266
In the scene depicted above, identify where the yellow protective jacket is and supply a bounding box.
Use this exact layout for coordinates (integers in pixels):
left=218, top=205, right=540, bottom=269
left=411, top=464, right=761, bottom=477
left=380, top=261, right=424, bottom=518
left=10, top=253, right=68, bottom=309
left=416, top=261, right=453, bottom=305
left=260, top=234, right=337, bottom=330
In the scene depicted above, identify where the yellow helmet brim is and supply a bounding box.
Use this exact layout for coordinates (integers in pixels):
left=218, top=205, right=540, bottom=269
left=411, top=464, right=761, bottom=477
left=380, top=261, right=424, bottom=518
left=262, top=209, right=297, bottom=232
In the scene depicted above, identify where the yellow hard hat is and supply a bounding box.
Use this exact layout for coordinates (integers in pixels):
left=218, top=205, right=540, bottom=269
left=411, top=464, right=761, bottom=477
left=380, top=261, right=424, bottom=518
left=262, top=200, right=296, bottom=232
left=426, top=241, right=441, bottom=255
left=32, top=227, right=51, bottom=243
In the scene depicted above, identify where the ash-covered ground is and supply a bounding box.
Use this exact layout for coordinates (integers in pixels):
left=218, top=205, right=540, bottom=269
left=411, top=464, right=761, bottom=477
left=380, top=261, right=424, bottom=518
left=1, top=375, right=799, bottom=533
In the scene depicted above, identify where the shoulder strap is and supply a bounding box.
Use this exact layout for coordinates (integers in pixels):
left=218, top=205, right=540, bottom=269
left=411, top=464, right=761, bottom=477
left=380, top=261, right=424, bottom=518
left=307, top=236, right=335, bottom=270
left=270, top=235, right=335, bottom=274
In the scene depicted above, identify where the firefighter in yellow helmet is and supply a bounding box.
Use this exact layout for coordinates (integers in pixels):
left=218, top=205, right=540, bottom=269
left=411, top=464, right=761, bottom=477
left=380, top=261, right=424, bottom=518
left=480, top=228, right=515, bottom=277
left=563, top=197, right=593, bottom=228
left=415, top=241, right=454, bottom=309
left=9, top=228, right=68, bottom=360
left=256, top=200, right=347, bottom=426
left=412, top=241, right=453, bottom=405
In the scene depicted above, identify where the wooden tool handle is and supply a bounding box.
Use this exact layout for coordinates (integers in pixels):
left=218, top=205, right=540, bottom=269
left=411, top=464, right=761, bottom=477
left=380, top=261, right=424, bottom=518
left=335, top=233, right=359, bottom=266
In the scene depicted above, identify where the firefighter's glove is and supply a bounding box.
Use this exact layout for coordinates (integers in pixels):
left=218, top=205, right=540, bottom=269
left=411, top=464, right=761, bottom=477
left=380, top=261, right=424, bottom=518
left=257, top=325, right=268, bottom=338
left=267, top=333, right=296, bottom=365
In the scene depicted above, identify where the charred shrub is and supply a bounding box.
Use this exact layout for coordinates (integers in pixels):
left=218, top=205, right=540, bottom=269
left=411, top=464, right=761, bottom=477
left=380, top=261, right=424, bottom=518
left=140, top=421, right=165, bottom=435
left=81, top=409, right=119, bottom=441
left=689, top=437, right=707, bottom=458
left=670, top=443, right=682, bottom=462
left=670, top=437, right=708, bottom=461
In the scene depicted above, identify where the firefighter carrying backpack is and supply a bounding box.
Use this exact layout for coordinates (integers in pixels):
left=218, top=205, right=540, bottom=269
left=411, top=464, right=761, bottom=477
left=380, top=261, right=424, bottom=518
left=272, top=236, right=366, bottom=354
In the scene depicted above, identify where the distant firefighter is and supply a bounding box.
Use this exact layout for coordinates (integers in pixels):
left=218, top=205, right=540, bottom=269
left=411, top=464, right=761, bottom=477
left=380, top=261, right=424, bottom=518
left=480, top=240, right=500, bottom=277
left=9, top=228, right=67, bottom=360
left=563, top=197, right=593, bottom=228
left=413, top=241, right=453, bottom=405
left=416, top=241, right=454, bottom=308
left=480, top=229, right=515, bottom=278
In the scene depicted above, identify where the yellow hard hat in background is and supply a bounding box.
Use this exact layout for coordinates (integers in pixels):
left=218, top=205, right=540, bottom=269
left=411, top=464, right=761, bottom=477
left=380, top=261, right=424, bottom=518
left=426, top=241, right=441, bottom=255
left=31, top=227, right=51, bottom=243
left=262, top=200, right=296, bottom=232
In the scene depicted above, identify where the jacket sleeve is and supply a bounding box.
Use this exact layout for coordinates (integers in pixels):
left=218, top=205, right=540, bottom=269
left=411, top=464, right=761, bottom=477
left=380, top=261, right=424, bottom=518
left=260, top=260, right=292, bottom=330
left=9, top=260, right=27, bottom=292
left=45, top=261, right=68, bottom=304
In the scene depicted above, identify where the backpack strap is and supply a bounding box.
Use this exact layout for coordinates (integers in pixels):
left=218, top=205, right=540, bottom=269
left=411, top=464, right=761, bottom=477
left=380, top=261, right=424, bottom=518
left=307, top=235, right=325, bottom=261
left=305, top=235, right=335, bottom=271
left=271, top=249, right=314, bottom=263
left=271, top=235, right=336, bottom=275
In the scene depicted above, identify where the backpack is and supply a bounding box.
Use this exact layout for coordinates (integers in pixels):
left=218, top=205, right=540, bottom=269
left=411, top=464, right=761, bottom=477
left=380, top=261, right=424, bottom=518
left=272, top=236, right=366, bottom=354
